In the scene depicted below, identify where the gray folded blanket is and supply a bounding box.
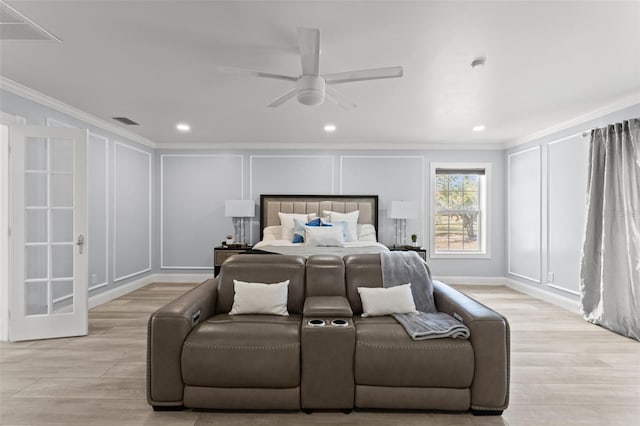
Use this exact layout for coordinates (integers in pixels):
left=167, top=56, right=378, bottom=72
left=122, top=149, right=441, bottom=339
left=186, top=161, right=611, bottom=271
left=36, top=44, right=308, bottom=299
left=380, top=251, right=470, bottom=340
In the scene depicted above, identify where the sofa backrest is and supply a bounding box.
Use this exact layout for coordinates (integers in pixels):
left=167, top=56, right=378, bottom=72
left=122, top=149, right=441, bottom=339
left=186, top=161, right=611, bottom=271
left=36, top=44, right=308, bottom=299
left=343, top=254, right=383, bottom=315
left=305, top=255, right=345, bottom=297
left=217, top=254, right=307, bottom=314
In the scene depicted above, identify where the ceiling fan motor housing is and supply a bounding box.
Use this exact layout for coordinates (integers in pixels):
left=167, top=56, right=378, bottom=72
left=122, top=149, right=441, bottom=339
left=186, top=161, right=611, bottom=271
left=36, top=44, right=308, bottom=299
left=296, top=75, right=325, bottom=106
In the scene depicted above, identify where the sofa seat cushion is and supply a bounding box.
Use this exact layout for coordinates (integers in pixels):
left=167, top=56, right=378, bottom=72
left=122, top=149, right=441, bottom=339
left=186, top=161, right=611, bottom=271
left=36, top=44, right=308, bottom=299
left=354, top=316, right=474, bottom=388
left=181, top=314, right=301, bottom=388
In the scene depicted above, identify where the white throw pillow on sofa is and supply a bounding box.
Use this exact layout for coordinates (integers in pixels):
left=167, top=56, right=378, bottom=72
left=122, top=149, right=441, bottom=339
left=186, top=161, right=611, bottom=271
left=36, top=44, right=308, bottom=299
left=357, top=284, right=418, bottom=317
left=229, top=280, right=289, bottom=316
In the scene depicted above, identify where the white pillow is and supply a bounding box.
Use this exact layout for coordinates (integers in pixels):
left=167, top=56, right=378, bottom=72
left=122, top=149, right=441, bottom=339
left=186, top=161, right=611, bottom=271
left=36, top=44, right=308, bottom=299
left=323, top=210, right=359, bottom=242
left=278, top=212, right=316, bottom=242
left=357, top=224, right=377, bottom=242
left=357, top=284, right=418, bottom=317
left=304, top=225, right=345, bottom=247
left=229, top=280, right=289, bottom=316
left=262, top=225, right=282, bottom=241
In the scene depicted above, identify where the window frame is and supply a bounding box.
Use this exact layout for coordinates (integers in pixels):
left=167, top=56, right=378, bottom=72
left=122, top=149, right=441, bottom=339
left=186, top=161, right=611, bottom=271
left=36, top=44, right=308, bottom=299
left=429, top=162, right=492, bottom=259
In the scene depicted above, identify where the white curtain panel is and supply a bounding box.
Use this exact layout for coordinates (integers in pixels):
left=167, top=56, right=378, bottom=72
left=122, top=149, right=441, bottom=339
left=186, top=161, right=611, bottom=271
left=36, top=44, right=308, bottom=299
left=580, top=118, right=640, bottom=340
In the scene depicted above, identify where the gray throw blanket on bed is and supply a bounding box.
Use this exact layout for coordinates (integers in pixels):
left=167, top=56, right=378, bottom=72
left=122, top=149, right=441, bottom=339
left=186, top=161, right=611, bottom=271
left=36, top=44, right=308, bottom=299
left=380, top=251, right=470, bottom=340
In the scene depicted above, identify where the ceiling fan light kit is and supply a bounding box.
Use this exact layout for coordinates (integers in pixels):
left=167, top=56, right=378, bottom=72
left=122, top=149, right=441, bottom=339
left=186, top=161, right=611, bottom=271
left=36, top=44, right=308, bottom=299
left=225, top=27, right=403, bottom=109
left=296, top=75, right=325, bottom=106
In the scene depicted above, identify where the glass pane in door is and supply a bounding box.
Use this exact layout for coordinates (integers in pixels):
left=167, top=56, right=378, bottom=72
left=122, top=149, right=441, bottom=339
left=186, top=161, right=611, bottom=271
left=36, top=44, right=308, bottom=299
left=26, top=173, right=47, bottom=206
left=52, top=280, right=73, bottom=314
left=51, top=245, right=73, bottom=279
left=25, top=281, right=47, bottom=315
left=51, top=209, right=73, bottom=242
left=50, top=174, right=73, bottom=207
left=26, top=137, right=47, bottom=171
left=23, top=135, right=75, bottom=317
left=50, top=138, right=73, bottom=172
left=26, top=209, right=47, bottom=243
left=25, top=245, right=47, bottom=279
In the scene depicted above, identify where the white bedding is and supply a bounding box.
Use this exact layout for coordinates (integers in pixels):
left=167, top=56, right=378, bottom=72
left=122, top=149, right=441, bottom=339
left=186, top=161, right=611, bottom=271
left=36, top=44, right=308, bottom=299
left=253, top=239, right=389, bottom=257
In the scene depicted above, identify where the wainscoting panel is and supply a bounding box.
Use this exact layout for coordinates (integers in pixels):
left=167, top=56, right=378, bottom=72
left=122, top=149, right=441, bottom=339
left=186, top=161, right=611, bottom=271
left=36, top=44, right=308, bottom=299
left=249, top=155, right=334, bottom=242
left=340, top=156, right=424, bottom=246
left=547, top=135, right=589, bottom=295
left=249, top=155, right=334, bottom=198
left=87, top=132, right=109, bottom=290
left=113, top=142, right=151, bottom=281
left=508, top=147, right=541, bottom=283
left=161, top=155, right=242, bottom=269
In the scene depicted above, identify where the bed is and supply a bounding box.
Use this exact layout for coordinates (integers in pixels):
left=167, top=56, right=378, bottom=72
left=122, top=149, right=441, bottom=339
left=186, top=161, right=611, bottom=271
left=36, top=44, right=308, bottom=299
left=253, top=194, right=389, bottom=257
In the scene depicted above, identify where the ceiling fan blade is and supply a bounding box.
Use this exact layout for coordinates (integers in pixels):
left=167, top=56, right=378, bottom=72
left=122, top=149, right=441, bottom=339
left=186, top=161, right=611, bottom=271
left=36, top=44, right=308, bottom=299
left=297, top=27, right=320, bottom=76
left=325, top=86, right=357, bottom=110
left=216, top=65, right=297, bottom=82
left=323, top=66, right=403, bottom=85
left=267, top=88, right=298, bottom=108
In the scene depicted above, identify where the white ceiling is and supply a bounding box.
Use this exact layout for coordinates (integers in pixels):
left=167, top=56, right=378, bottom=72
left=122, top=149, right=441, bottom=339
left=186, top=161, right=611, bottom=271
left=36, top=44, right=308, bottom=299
left=1, top=0, right=639, bottom=148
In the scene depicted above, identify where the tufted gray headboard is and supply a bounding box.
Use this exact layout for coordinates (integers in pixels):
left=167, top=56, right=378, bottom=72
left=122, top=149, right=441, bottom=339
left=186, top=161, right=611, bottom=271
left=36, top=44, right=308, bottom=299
left=259, top=194, right=379, bottom=240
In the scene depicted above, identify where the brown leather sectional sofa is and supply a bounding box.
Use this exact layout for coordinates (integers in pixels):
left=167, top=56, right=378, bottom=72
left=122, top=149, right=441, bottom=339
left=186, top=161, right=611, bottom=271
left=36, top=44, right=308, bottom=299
left=147, top=254, right=510, bottom=415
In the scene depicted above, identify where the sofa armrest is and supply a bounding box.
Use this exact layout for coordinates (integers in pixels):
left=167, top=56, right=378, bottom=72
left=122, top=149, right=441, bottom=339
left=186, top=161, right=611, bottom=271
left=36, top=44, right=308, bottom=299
left=303, top=296, right=354, bottom=317
left=147, top=278, right=218, bottom=407
left=432, top=280, right=510, bottom=412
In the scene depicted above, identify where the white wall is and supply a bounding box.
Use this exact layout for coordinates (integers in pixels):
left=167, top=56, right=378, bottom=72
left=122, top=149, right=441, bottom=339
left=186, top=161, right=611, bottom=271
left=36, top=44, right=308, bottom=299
left=508, top=146, right=541, bottom=282
left=506, top=103, right=640, bottom=301
left=161, top=155, right=242, bottom=269
left=156, top=148, right=506, bottom=279
left=113, top=142, right=152, bottom=281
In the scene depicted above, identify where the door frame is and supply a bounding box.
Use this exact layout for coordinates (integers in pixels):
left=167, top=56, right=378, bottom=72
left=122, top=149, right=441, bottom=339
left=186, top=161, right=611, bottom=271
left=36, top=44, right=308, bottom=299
left=0, top=112, right=26, bottom=341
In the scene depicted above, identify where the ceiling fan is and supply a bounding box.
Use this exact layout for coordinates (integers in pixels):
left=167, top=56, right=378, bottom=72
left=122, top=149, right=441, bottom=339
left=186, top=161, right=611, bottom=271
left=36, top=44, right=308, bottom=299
left=220, top=27, right=403, bottom=109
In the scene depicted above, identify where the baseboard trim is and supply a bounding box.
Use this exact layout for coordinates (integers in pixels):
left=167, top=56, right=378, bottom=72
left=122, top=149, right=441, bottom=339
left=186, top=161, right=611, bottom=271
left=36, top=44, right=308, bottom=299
left=88, top=273, right=210, bottom=309
left=505, top=277, right=581, bottom=314
left=152, top=273, right=212, bottom=283
left=434, top=276, right=508, bottom=285
left=88, top=274, right=155, bottom=309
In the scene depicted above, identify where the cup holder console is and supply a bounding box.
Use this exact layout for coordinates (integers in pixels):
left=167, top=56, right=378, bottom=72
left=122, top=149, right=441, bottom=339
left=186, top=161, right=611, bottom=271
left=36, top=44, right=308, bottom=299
left=307, top=319, right=350, bottom=327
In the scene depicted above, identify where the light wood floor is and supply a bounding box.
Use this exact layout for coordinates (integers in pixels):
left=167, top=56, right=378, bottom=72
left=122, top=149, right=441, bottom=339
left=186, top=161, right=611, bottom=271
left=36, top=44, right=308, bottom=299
left=1, top=283, right=638, bottom=425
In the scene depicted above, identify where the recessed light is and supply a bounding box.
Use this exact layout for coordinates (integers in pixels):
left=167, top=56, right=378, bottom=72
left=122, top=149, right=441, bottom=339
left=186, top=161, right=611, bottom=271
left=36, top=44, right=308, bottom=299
left=324, top=124, right=336, bottom=133
left=473, top=125, right=486, bottom=132
left=176, top=123, right=191, bottom=132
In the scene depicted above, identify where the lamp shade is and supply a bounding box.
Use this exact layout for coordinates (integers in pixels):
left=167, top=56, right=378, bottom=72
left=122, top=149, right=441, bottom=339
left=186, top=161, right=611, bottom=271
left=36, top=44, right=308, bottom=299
left=225, top=200, right=254, bottom=217
left=389, top=201, right=417, bottom=219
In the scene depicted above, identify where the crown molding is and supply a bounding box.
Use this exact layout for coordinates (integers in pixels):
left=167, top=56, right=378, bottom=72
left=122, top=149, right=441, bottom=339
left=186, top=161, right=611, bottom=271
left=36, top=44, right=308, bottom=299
left=505, top=93, right=640, bottom=149
left=156, top=141, right=506, bottom=151
left=0, top=76, right=157, bottom=148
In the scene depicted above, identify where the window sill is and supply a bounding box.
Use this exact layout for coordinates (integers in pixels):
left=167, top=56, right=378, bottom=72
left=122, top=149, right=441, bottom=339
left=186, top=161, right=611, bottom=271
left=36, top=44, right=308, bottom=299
left=430, top=252, right=491, bottom=260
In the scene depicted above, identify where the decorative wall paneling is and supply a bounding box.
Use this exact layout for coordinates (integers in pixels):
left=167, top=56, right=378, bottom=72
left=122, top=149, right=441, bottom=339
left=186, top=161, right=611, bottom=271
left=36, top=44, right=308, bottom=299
left=113, top=142, right=151, bottom=281
left=507, top=147, right=542, bottom=283
left=160, top=155, right=243, bottom=269
left=340, top=156, right=424, bottom=246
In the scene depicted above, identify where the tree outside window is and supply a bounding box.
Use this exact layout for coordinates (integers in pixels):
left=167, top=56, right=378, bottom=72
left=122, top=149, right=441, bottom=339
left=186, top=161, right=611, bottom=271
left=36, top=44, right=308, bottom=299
left=432, top=165, right=489, bottom=257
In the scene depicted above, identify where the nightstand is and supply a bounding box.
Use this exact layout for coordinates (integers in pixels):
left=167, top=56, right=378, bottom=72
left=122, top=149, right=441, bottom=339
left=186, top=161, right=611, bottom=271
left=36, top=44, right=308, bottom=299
left=387, top=245, right=427, bottom=261
left=214, top=245, right=253, bottom=275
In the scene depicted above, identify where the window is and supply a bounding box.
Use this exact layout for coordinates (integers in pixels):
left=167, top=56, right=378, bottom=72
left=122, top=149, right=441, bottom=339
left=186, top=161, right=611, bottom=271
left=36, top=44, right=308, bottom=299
left=430, top=163, right=491, bottom=258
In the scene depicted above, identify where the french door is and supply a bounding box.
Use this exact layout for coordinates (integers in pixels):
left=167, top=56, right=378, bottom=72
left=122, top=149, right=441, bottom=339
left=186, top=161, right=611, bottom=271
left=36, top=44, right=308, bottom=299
left=9, top=125, right=88, bottom=341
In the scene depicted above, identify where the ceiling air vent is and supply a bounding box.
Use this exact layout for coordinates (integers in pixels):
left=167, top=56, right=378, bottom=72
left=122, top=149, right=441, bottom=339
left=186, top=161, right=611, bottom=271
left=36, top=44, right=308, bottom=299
left=0, top=2, right=61, bottom=41
left=112, top=117, right=139, bottom=126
